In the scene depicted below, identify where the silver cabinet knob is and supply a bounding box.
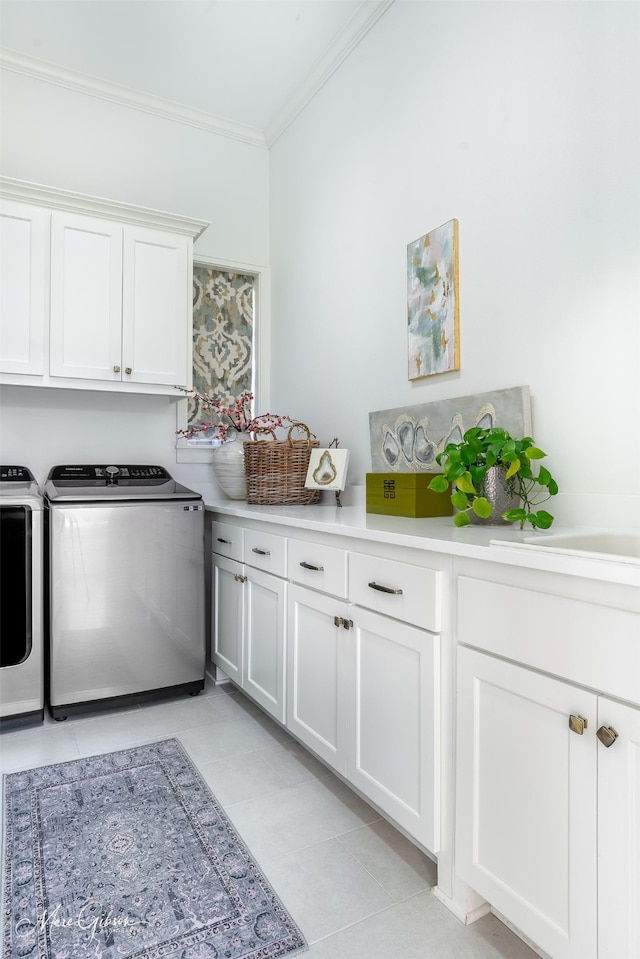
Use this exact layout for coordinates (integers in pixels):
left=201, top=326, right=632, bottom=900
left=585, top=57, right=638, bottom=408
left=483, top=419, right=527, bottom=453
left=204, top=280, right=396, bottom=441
left=113, top=365, right=121, bottom=373
left=596, top=725, right=619, bottom=748
left=125, top=367, right=132, bottom=375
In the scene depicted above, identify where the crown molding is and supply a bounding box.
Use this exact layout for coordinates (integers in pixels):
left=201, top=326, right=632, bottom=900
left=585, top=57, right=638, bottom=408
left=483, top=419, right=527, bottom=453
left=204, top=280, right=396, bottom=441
left=0, top=0, right=393, bottom=151
left=0, top=175, right=210, bottom=238
left=264, top=0, right=395, bottom=147
left=0, top=47, right=267, bottom=149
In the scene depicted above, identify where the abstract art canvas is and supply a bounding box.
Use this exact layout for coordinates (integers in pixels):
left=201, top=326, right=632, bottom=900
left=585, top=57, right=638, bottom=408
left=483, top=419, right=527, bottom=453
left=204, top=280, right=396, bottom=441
left=369, top=386, right=531, bottom=473
left=407, top=219, right=460, bottom=380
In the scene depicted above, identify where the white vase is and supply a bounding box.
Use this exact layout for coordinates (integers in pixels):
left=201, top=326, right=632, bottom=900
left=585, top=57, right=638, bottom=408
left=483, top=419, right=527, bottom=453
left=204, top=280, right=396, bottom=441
left=212, top=430, right=249, bottom=499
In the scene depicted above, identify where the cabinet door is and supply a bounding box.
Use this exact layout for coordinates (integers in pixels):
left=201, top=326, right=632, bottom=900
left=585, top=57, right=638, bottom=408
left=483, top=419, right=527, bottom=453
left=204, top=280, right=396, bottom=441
left=287, top=584, right=349, bottom=773
left=348, top=608, right=440, bottom=852
left=597, top=697, right=640, bottom=959
left=456, top=647, right=597, bottom=959
left=122, top=227, right=191, bottom=386
left=0, top=201, right=49, bottom=375
left=50, top=212, right=123, bottom=380
left=212, top=555, right=243, bottom=684
left=244, top=569, right=286, bottom=723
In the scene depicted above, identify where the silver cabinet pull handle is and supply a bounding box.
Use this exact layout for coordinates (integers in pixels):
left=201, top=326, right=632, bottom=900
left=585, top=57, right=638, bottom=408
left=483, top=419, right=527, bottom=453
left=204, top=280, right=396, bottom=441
left=300, top=561, right=324, bottom=572
left=252, top=547, right=271, bottom=556
left=368, top=581, right=403, bottom=595
left=217, top=537, right=232, bottom=544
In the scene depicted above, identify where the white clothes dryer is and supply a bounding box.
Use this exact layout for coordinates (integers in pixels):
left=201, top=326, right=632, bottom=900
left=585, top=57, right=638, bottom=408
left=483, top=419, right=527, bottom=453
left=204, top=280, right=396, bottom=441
left=0, top=466, right=44, bottom=728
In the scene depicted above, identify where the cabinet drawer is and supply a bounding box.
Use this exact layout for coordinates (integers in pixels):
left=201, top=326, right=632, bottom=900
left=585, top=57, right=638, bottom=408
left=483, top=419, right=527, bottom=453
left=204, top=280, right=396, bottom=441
left=287, top=539, right=348, bottom=598
left=243, top=528, right=287, bottom=577
left=211, top=521, right=243, bottom=561
left=457, top=575, right=640, bottom=705
left=349, top=552, right=441, bottom=632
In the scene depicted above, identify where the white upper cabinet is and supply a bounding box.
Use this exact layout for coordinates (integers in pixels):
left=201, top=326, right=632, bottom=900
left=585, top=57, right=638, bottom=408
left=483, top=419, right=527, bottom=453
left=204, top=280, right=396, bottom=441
left=122, top=227, right=191, bottom=386
left=0, top=177, right=208, bottom=394
left=50, top=212, right=123, bottom=380
left=0, top=200, right=49, bottom=375
left=50, top=216, right=191, bottom=386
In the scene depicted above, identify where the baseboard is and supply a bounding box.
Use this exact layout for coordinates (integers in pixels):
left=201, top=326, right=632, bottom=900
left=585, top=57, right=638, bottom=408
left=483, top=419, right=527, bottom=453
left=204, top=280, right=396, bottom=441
left=431, top=885, right=491, bottom=925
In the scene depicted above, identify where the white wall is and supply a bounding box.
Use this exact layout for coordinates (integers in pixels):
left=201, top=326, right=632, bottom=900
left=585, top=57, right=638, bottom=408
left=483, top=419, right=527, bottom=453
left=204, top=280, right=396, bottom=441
left=269, top=0, right=640, bottom=526
left=2, top=3, right=639, bottom=526
left=0, top=69, right=270, bottom=486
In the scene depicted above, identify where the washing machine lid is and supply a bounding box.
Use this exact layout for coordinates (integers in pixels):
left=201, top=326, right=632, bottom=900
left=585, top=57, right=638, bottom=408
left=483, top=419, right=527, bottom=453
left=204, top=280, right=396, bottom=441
left=44, top=465, right=202, bottom=503
left=0, top=466, right=43, bottom=507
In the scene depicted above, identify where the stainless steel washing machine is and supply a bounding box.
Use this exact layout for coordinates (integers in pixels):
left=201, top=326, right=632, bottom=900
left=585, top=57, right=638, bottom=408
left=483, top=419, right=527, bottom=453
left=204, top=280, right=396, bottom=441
left=45, top=464, right=205, bottom=720
left=0, top=466, right=45, bottom=728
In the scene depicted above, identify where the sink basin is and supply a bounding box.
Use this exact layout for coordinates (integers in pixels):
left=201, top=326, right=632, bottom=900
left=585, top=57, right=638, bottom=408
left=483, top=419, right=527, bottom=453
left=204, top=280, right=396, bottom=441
left=521, top=530, right=640, bottom=565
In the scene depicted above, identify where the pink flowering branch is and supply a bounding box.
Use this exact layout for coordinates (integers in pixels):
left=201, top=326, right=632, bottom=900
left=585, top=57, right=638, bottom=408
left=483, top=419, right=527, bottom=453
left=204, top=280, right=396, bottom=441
left=175, top=388, right=302, bottom=441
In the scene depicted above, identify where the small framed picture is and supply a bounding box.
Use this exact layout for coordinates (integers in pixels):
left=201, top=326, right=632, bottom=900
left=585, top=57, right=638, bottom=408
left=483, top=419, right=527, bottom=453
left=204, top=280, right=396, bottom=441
left=305, top=448, right=350, bottom=491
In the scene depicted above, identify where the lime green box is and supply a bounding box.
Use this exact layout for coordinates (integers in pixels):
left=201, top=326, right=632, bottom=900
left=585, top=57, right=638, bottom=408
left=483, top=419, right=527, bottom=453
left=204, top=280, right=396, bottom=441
left=365, top=473, right=453, bottom=518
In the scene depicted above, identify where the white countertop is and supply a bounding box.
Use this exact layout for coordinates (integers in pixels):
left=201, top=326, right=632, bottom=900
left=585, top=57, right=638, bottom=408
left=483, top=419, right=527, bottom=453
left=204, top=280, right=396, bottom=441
left=191, top=483, right=640, bottom=589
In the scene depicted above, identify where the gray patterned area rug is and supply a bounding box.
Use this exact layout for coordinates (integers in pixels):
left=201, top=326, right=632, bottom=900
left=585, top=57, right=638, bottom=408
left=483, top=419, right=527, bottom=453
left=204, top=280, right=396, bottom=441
left=2, top=738, right=307, bottom=959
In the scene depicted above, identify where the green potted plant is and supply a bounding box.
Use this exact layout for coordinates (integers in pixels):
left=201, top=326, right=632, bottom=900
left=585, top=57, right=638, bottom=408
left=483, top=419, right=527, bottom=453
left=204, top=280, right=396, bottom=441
left=427, top=426, right=558, bottom=529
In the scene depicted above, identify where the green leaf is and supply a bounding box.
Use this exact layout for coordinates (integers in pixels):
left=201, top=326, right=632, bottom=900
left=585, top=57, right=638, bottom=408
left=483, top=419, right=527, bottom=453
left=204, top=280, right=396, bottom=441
left=525, top=447, right=546, bottom=460
left=548, top=479, right=559, bottom=496
left=453, top=512, right=471, bottom=527
left=455, top=471, right=477, bottom=495
left=472, top=497, right=492, bottom=519
left=537, top=466, right=551, bottom=486
left=503, top=508, right=527, bottom=524
left=505, top=458, right=520, bottom=479
left=531, top=510, right=554, bottom=529
left=428, top=475, right=449, bottom=493
left=444, top=463, right=466, bottom=481
left=451, top=490, right=471, bottom=510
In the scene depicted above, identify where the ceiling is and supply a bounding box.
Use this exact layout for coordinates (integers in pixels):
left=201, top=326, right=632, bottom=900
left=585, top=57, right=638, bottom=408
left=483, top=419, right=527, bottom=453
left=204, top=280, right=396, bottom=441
left=0, top=0, right=392, bottom=145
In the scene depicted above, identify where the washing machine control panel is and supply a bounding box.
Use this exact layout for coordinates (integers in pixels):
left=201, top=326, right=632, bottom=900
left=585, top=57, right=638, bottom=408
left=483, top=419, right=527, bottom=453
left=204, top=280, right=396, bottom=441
left=47, top=465, right=172, bottom=488
left=0, top=466, right=35, bottom=482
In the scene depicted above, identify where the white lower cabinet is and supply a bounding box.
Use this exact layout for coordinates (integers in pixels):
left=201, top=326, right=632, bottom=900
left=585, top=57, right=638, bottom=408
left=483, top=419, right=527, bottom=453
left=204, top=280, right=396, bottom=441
left=456, top=575, right=640, bottom=959
left=243, top=568, right=286, bottom=723
left=348, top=607, right=440, bottom=852
left=210, top=515, right=638, bottom=957
left=457, top=646, right=597, bottom=959
left=286, top=584, right=349, bottom=772
left=212, top=554, right=244, bottom=685
left=212, top=551, right=287, bottom=723
left=597, top=695, right=640, bottom=959
left=286, top=553, right=442, bottom=852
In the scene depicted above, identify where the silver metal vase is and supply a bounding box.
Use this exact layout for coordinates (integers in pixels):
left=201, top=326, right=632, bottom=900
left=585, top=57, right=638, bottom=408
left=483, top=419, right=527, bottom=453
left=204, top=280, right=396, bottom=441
left=470, top=464, right=520, bottom=525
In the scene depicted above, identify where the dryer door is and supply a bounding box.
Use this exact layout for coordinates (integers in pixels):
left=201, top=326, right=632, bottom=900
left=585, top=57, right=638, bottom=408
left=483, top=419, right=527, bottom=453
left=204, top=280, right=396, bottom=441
left=0, top=504, right=32, bottom=666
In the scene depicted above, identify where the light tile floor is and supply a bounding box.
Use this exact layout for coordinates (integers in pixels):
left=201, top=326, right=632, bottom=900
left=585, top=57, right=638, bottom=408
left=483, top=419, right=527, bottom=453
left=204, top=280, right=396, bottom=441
left=1, top=680, right=539, bottom=958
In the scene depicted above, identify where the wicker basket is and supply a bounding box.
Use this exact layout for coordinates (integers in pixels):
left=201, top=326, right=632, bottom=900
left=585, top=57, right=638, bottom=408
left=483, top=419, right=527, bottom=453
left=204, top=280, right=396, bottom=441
left=244, top=423, right=320, bottom=505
